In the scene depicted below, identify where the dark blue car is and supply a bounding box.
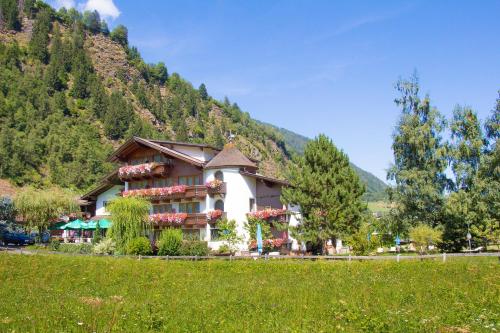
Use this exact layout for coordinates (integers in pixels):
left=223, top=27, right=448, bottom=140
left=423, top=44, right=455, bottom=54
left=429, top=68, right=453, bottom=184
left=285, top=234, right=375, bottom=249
left=1, top=231, right=35, bottom=245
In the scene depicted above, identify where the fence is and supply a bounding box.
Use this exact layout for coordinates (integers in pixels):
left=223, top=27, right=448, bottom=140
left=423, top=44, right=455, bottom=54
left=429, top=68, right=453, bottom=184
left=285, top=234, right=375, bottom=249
left=1, top=246, right=499, bottom=262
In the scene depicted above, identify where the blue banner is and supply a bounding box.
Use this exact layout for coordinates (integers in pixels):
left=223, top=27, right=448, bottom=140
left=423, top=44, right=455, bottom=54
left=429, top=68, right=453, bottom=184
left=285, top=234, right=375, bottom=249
left=256, top=223, right=263, bottom=254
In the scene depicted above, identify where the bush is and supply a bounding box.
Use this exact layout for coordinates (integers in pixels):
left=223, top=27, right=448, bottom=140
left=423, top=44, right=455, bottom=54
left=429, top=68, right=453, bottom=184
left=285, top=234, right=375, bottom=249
left=217, top=244, right=231, bottom=255
left=409, top=224, right=443, bottom=254
left=58, top=243, right=93, bottom=254
left=157, top=228, right=183, bottom=256
left=126, top=237, right=152, bottom=256
left=93, top=238, right=116, bottom=255
left=346, top=223, right=377, bottom=255
left=49, top=239, right=60, bottom=251
left=179, top=241, right=209, bottom=256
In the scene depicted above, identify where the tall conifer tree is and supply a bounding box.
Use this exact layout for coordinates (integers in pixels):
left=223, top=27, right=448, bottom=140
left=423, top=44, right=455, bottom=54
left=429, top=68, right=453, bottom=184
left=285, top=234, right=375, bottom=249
left=282, top=134, right=366, bottom=252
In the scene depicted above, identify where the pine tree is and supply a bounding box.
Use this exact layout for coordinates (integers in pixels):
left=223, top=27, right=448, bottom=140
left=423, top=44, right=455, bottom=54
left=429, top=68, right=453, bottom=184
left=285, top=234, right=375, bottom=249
left=110, top=24, right=128, bottom=47
left=199, top=83, right=208, bottom=100
left=104, top=91, right=133, bottom=139
left=29, top=8, right=52, bottom=63
left=82, top=10, right=100, bottom=33
left=281, top=134, right=366, bottom=252
left=44, top=25, right=67, bottom=93
left=387, top=74, right=448, bottom=232
left=0, top=0, right=21, bottom=30
left=100, top=19, right=109, bottom=35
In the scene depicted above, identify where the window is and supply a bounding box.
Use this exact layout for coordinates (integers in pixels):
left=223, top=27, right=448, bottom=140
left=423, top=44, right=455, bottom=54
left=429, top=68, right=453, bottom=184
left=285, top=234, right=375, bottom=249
left=182, top=228, right=204, bottom=241
left=249, top=198, right=256, bottom=212
left=153, top=204, right=173, bottom=214
left=210, top=225, right=220, bottom=241
left=153, top=178, right=172, bottom=188
left=130, top=180, right=148, bottom=190
left=179, top=202, right=200, bottom=214
left=214, top=170, right=224, bottom=181
left=178, top=175, right=202, bottom=186
left=215, top=199, right=224, bottom=211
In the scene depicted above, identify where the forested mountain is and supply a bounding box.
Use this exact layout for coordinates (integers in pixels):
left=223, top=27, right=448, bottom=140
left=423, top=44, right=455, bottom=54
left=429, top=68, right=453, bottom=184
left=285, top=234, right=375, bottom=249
left=264, top=123, right=388, bottom=201
left=0, top=0, right=386, bottom=201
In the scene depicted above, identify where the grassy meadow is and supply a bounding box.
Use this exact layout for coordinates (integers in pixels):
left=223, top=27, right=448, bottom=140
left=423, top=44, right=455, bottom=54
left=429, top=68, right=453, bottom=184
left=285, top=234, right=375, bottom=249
left=0, top=253, right=498, bottom=332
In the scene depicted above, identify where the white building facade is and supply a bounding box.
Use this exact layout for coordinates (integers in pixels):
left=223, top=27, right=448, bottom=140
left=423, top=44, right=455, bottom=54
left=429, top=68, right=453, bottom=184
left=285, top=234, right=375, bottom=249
left=81, top=137, right=299, bottom=253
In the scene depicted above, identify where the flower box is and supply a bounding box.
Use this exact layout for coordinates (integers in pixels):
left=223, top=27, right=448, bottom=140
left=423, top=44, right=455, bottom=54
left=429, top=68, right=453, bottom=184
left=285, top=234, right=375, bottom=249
left=247, top=208, right=287, bottom=220
left=122, top=185, right=187, bottom=198
left=206, top=209, right=224, bottom=222
left=149, top=213, right=188, bottom=225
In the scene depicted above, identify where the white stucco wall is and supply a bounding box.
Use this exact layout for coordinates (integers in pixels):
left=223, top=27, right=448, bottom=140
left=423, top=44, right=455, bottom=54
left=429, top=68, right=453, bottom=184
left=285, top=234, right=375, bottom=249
left=95, top=185, right=123, bottom=216
left=171, top=145, right=215, bottom=162
left=287, top=205, right=304, bottom=252
left=204, top=168, right=256, bottom=251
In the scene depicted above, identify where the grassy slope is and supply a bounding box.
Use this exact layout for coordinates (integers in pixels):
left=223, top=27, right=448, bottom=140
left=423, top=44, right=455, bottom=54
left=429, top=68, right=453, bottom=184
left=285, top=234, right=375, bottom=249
left=0, top=253, right=498, bottom=332
left=266, top=123, right=388, bottom=201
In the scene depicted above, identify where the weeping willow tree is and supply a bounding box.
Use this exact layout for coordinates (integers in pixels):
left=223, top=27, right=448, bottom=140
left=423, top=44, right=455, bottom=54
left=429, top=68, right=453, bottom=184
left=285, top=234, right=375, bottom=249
left=15, top=187, right=78, bottom=242
left=107, top=197, right=151, bottom=252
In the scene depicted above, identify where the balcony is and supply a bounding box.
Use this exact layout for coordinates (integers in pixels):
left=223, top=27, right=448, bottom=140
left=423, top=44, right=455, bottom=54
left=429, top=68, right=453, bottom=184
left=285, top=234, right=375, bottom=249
left=122, top=185, right=206, bottom=202
left=247, top=208, right=288, bottom=223
left=118, top=162, right=170, bottom=181
left=149, top=211, right=226, bottom=227
left=206, top=182, right=226, bottom=196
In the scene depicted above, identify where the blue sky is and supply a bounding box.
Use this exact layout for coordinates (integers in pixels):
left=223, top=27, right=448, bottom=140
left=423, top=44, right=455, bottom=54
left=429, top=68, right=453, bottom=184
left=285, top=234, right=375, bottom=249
left=52, top=0, right=500, bottom=181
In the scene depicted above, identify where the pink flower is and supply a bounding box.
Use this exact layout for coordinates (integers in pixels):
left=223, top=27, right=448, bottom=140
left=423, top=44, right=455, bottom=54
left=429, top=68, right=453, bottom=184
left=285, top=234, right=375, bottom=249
left=123, top=185, right=187, bottom=198
left=205, top=179, right=223, bottom=190
left=247, top=208, right=287, bottom=220
left=207, top=210, right=223, bottom=221
left=149, top=213, right=188, bottom=225
left=118, top=163, right=157, bottom=177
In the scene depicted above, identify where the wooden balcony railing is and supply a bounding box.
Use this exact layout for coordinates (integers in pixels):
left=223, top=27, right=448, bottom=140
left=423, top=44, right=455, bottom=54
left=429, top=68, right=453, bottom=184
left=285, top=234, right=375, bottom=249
left=207, top=182, right=226, bottom=196
left=118, top=162, right=170, bottom=181
left=151, top=212, right=227, bottom=227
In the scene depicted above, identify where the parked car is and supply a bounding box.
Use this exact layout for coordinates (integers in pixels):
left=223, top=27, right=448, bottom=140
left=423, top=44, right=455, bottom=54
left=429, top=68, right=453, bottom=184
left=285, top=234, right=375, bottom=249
left=30, top=231, right=50, bottom=243
left=1, top=231, right=35, bottom=245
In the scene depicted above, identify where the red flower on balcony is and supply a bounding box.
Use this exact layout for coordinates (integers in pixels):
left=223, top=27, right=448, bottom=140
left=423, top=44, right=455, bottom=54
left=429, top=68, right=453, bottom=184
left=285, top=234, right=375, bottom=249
left=207, top=209, right=223, bottom=221
left=119, top=163, right=158, bottom=177
left=205, top=179, right=223, bottom=190
left=123, top=185, right=187, bottom=198
left=249, top=238, right=287, bottom=250
left=247, top=208, right=287, bottom=220
left=149, top=213, right=188, bottom=225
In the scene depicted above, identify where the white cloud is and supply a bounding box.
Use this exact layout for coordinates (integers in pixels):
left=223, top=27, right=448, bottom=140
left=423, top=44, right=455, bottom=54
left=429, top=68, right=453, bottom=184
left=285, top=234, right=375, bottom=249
left=81, top=0, right=121, bottom=20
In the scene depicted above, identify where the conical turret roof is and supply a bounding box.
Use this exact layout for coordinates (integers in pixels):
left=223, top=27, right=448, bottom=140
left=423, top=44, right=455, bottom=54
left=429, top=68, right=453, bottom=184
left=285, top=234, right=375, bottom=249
left=205, top=143, right=257, bottom=170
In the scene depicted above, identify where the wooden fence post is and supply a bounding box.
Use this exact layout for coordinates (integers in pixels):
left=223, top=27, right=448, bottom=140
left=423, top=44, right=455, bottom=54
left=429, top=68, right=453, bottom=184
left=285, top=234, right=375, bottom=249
left=397, top=254, right=400, bottom=263
left=442, top=253, right=446, bottom=263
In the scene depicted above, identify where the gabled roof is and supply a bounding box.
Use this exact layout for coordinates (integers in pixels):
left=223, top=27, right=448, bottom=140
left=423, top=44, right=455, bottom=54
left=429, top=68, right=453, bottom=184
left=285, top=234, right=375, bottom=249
left=107, top=137, right=205, bottom=167
left=81, top=170, right=121, bottom=201
left=239, top=171, right=289, bottom=186
left=205, top=143, right=257, bottom=170
left=149, top=139, right=220, bottom=151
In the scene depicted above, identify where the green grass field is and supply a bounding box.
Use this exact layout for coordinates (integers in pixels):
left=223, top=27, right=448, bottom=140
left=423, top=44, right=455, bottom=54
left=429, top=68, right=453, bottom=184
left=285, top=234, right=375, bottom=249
left=0, top=253, right=498, bottom=332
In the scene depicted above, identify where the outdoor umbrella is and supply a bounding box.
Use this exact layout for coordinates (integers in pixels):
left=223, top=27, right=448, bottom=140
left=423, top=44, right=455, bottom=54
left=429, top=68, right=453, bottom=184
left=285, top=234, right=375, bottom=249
left=59, top=219, right=86, bottom=230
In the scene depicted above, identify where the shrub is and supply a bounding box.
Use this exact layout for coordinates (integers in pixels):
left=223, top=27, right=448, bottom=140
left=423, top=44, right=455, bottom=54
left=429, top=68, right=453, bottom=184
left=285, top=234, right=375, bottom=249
left=409, top=224, right=443, bottom=254
left=49, top=239, right=60, bottom=251
left=126, top=237, right=152, bottom=256
left=93, top=238, right=116, bottom=255
left=179, top=240, right=209, bottom=256
left=157, top=228, right=183, bottom=256
left=217, top=244, right=231, bottom=255
left=58, top=243, right=93, bottom=254
left=346, top=223, right=377, bottom=255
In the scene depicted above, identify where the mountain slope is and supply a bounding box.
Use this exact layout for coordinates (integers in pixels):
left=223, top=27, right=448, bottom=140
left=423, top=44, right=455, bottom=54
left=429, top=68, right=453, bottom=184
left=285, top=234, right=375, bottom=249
left=0, top=1, right=386, bottom=201
left=265, top=123, right=388, bottom=201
